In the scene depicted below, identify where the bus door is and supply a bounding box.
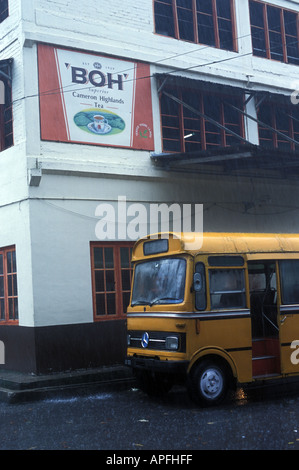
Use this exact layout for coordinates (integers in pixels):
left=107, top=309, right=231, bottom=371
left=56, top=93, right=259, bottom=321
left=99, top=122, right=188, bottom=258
left=198, top=255, right=253, bottom=384
left=278, top=260, right=299, bottom=375
left=248, top=260, right=280, bottom=377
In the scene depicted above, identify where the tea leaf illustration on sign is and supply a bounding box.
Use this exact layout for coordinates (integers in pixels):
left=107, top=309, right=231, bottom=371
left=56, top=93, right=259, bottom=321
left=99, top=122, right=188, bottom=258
left=73, top=109, right=125, bottom=136
left=139, top=128, right=148, bottom=138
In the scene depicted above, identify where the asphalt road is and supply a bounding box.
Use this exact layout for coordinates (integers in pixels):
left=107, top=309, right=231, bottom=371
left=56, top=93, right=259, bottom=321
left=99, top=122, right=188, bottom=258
left=1, top=379, right=299, bottom=452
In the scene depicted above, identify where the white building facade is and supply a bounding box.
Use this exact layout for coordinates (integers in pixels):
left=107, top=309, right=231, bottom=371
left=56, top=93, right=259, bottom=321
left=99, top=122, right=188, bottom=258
left=1, top=0, right=299, bottom=373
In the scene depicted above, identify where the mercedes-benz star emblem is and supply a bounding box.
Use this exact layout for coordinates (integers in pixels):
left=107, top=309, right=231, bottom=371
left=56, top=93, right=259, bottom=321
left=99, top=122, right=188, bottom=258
left=141, top=332, right=149, bottom=348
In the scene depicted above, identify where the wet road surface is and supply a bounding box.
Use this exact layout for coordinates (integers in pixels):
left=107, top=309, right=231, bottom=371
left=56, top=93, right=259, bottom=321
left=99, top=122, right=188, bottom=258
left=1, top=379, right=299, bottom=450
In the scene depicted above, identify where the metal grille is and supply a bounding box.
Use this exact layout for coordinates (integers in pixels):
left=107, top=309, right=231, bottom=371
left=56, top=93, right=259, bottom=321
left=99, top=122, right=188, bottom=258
left=128, top=330, right=186, bottom=352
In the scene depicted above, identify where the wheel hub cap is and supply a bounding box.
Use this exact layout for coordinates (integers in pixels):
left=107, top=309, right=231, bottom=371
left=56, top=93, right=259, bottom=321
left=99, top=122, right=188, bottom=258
left=200, top=368, right=223, bottom=399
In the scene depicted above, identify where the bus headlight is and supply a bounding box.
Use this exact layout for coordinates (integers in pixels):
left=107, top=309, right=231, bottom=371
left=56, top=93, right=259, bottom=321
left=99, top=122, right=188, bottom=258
left=165, top=336, right=179, bottom=351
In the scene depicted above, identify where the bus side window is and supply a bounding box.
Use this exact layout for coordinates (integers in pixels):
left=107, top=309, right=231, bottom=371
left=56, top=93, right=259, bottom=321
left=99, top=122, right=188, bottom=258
left=279, top=260, right=299, bottom=304
left=209, top=269, right=246, bottom=310
left=195, top=263, right=206, bottom=311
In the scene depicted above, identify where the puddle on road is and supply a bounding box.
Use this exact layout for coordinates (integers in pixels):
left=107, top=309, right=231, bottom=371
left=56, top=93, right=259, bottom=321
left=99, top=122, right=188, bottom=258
left=44, top=393, right=113, bottom=404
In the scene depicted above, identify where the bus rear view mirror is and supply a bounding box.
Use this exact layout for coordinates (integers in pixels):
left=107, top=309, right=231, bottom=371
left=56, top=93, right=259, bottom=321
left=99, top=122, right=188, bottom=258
left=193, top=272, right=203, bottom=292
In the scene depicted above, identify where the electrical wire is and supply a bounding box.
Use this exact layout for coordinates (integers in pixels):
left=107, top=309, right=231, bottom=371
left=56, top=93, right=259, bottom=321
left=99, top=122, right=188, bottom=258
left=3, top=2, right=299, bottom=107
left=18, top=31, right=253, bottom=102
left=13, top=33, right=299, bottom=107
left=3, top=196, right=299, bottom=219
left=9, top=28, right=286, bottom=107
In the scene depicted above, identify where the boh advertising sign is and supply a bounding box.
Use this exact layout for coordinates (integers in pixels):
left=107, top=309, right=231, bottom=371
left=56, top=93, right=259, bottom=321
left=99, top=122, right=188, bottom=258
left=37, top=44, right=154, bottom=150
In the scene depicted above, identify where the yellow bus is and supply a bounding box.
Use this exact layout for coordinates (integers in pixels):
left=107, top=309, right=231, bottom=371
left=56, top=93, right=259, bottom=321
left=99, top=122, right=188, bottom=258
left=125, top=232, right=299, bottom=406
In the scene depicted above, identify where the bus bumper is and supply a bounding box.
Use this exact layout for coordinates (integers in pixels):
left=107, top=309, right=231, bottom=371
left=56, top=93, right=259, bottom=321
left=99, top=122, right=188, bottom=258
left=125, top=356, right=189, bottom=376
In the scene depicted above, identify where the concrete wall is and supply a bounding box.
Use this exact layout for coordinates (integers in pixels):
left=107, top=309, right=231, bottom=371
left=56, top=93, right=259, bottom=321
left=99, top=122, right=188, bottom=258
left=0, top=1, right=34, bottom=328
left=26, top=170, right=299, bottom=328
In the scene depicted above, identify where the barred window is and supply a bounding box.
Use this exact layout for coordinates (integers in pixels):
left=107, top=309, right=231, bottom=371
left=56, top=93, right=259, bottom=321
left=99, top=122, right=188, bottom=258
left=154, top=0, right=236, bottom=52
left=250, top=0, right=299, bottom=65
left=160, top=85, right=244, bottom=153
left=0, top=60, right=13, bottom=152
left=257, top=101, right=299, bottom=151
left=0, top=0, right=8, bottom=23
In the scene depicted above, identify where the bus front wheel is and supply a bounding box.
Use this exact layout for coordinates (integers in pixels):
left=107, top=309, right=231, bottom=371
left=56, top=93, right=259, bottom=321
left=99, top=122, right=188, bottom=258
left=188, top=359, right=231, bottom=406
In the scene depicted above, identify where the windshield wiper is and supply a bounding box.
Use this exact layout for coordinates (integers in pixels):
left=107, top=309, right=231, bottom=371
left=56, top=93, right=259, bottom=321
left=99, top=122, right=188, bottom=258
left=131, top=300, right=151, bottom=307
left=149, top=297, right=178, bottom=306
left=131, top=297, right=179, bottom=307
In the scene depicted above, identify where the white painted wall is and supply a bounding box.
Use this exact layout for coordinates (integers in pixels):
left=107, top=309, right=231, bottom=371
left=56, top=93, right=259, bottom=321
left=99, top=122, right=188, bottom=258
left=0, top=1, right=35, bottom=326
left=27, top=171, right=299, bottom=327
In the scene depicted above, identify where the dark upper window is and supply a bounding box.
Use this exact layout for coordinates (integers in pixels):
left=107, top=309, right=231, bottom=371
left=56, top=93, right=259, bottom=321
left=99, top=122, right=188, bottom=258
left=257, top=100, right=299, bottom=151
left=250, top=0, right=299, bottom=65
left=160, top=84, right=244, bottom=153
left=154, top=0, right=236, bottom=51
left=0, top=59, right=13, bottom=152
left=0, top=0, right=8, bottom=23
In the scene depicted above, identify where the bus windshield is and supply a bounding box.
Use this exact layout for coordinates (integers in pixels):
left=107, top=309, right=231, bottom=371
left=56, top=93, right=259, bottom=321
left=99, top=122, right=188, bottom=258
left=131, top=258, right=186, bottom=307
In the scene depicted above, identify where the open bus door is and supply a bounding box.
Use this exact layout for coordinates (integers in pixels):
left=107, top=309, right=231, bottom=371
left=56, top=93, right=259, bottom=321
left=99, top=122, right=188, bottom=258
left=248, top=260, right=281, bottom=378
left=278, top=260, right=299, bottom=375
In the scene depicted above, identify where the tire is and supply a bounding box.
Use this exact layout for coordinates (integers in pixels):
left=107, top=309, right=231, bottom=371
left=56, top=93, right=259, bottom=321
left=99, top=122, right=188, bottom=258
left=188, top=360, right=230, bottom=406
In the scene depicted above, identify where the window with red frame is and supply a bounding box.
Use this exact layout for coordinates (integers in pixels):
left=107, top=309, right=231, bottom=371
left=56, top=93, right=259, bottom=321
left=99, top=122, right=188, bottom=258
left=90, top=242, right=134, bottom=320
left=257, top=100, right=299, bottom=151
left=0, top=246, right=18, bottom=324
left=160, top=85, right=245, bottom=153
left=0, top=0, right=8, bottom=23
left=154, top=0, right=236, bottom=51
left=249, top=0, right=299, bottom=65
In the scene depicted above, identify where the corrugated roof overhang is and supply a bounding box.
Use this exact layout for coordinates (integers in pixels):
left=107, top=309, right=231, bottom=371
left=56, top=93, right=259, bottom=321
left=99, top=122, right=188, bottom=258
left=155, top=72, right=294, bottom=103
left=154, top=74, right=299, bottom=179
left=151, top=144, right=299, bottom=180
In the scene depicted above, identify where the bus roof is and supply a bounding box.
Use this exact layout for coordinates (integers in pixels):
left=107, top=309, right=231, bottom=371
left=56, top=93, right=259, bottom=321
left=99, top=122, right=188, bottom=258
left=132, top=232, right=299, bottom=261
